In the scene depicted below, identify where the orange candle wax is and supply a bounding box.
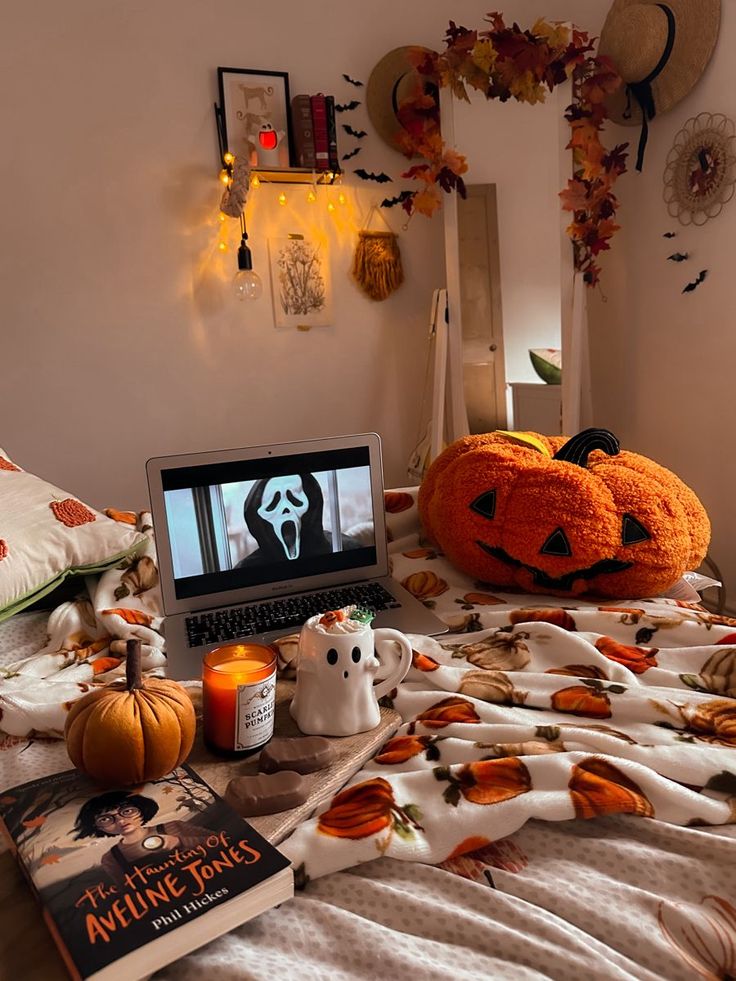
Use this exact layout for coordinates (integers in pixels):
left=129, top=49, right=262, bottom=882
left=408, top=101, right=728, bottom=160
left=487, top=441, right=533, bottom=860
left=202, top=643, right=277, bottom=755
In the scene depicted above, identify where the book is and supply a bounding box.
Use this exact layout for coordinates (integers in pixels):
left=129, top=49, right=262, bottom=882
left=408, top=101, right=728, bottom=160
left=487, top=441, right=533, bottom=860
left=0, top=764, right=293, bottom=981
left=290, top=94, right=316, bottom=169
left=310, top=93, right=329, bottom=171
left=325, top=95, right=340, bottom=173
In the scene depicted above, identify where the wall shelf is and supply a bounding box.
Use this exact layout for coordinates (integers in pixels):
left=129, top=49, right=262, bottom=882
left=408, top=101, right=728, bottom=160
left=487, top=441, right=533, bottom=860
left=252, top=167, right=341, bottom=185
left=214, top=103, right=341, bottom=187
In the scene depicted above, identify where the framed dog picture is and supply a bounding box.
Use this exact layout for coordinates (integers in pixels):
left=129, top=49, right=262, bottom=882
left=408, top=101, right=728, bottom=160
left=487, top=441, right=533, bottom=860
left=217, top=67, right=293, bottom=169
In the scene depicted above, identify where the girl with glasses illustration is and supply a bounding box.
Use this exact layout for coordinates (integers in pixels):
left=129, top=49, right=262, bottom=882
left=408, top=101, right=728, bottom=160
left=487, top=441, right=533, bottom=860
left=73, top=791, right=212, bottom=886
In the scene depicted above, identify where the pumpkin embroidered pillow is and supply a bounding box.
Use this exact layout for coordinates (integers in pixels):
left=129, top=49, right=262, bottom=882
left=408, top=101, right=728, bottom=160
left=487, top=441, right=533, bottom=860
left=0, top=448, right=147, bottom=620
left=418, top=428, right=711, bottom=599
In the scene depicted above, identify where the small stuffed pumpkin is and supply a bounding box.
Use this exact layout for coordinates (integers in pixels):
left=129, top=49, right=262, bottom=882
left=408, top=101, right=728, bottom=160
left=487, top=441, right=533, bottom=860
left=65, top=640, right=196, bottom=786
left=418, top=428, right=710, bottom=599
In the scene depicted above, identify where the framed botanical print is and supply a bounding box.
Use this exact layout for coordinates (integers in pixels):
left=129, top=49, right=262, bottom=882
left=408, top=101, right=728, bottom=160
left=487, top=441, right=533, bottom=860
left=268, top=236, right=332, bottom=329
left=217, top=67, right=293, bottom=169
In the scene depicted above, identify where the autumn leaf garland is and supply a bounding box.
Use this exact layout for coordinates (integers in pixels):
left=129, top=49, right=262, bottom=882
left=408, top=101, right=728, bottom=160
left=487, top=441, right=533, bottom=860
left=394, top=13, right=629, bottom=287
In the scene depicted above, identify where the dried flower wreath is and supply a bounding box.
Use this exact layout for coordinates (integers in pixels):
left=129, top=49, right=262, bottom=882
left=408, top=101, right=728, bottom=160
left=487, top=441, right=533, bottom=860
left=394, top=14, right=629, bottom=286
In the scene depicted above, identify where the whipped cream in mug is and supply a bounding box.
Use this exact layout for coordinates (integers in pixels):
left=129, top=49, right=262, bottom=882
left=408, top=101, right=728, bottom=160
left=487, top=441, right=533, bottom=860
left=307, top=606, right=374, bottom=636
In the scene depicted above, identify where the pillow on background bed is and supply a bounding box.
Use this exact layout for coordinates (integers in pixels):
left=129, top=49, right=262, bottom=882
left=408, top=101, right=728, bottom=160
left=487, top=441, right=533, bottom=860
left=0, top=448, right=147, bottom=621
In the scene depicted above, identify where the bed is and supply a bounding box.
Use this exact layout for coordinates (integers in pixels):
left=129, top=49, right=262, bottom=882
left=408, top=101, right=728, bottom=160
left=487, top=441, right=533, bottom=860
left=1, top=487, right=735, bottom=980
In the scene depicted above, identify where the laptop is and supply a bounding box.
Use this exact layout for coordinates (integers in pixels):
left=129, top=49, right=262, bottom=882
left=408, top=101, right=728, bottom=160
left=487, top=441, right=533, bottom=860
left=146, top=433, right=448, bottom=679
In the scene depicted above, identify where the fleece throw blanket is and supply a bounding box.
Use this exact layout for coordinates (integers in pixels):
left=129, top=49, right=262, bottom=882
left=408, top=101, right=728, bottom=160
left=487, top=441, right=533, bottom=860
left=1, top=493, right=735, bottom=889
left=276, top=492, right=735, bottom=883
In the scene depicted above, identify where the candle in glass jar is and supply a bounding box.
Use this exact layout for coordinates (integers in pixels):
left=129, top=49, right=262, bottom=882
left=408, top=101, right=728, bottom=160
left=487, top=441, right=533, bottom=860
left=202, top=643, right=277, bottom=755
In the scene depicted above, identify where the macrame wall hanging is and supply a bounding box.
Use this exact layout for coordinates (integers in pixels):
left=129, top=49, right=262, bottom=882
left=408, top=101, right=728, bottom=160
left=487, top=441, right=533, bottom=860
left=351, top=206, right=404, bottom=301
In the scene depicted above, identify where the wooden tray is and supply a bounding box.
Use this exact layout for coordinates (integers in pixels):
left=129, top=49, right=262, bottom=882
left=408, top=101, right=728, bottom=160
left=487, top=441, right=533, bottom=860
left=188, top=678, right=401, bottom=844
left=0, top=681, right=400, bottom=981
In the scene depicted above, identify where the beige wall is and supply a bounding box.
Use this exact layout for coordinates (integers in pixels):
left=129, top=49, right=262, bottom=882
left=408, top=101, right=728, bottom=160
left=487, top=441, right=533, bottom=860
left=1, top=0, right=606, bottom=513
left=2, top=0, right=455, bottom=508
left=588, top=4, right=734, bottom=608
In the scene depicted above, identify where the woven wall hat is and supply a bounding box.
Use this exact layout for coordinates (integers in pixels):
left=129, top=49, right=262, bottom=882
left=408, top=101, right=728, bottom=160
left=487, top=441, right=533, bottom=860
left=598, top=0, right=720, bottom=171
left=366, top=46, right=435, bottom=153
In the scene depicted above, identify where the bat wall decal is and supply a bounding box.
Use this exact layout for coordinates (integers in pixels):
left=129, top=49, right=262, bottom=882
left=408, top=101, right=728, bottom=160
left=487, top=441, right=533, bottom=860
left=667, top=252, right=689, bottom=262
left=354, top=168, right=393, bottom=183
left=663, top=231, right=677, bottom=238
left=342, top=74, right=364, bottom=87
left=343, top=124, right=367, bottom=138
left=682, top=270, right=708, bottom=293
left=382, top=190, right=414, bottom=208
left=342, top=147, right=362, bottom=160
left=336, top=100, right=360, bottom=112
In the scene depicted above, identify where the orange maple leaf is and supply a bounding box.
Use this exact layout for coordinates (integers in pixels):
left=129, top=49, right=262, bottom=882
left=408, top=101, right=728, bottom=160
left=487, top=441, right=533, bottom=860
left=559, top=179, right=590, bottom=212
left=40, top=853, right=62, bottom=866
left=412, top=186, right=443, bottom=217
left=442, top=147, right=469, bottom=175
left=568, top=119, right=600, bottom=150
left=581, top=141, right=606, bottom=181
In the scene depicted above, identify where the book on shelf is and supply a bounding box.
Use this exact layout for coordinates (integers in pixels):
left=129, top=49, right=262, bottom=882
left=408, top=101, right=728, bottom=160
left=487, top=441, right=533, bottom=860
left=0, top=764, right=293, bottom=981
left=325, top=95, right=340, bottom=173
left=310, top=93, right=330, bottom=171
left=290, top=93, right=316, bottom=169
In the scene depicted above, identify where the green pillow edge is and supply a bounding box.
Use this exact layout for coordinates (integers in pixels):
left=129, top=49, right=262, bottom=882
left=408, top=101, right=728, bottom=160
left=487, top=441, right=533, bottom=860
left=0, top=537, right=149, bottom=623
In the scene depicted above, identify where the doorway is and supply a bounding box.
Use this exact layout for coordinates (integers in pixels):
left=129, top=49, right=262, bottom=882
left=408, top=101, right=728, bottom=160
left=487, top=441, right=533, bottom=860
left=456, top=183, right=507, bottom=432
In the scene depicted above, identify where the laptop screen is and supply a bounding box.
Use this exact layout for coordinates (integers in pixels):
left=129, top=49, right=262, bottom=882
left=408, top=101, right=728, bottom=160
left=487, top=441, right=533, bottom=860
left=159, top=445, right=377, bottom=601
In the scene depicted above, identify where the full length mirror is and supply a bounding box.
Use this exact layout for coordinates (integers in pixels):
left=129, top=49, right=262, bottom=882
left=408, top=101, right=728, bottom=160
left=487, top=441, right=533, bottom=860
left=443, top=82, right=573, bottom=439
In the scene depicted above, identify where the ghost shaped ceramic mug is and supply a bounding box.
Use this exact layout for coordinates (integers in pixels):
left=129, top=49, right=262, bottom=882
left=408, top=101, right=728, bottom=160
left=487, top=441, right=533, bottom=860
left=290, top=607, right=412, bottom=736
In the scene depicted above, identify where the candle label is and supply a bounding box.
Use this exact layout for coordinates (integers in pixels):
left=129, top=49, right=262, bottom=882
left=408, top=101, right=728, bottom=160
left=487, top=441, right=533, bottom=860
left=234, top=672, right=276, bottom=751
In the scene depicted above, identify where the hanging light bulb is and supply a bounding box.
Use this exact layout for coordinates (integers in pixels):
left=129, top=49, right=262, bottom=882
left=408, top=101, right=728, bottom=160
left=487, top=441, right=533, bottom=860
left=307, top=186, right=317, bottom=203
left=278, top=191, right=287, bottom=206
left=219, top=169, right=231, bottom=186
left=223, top=151, right=235, bottom=165
left=251, top=174, right=261, bottom=188
left=232, top=216, right=262, bottom=301
left=327, top=200, right=336, bottom=213
left=337, top=191, right=347, bottom=206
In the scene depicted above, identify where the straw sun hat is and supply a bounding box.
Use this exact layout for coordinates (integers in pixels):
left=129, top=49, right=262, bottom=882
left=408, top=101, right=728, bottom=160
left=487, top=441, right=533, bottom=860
left=598, top=1, right=720, bottom=160
left=366, top=46, right=435, bottom=152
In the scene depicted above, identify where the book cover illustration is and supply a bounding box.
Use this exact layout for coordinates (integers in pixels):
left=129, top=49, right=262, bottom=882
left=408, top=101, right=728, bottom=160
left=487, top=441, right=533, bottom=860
left=0, top=765, right=290, bottom=978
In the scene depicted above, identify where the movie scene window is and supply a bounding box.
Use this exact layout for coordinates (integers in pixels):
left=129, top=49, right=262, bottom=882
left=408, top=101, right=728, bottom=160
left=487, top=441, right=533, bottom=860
left=165, top=467, right=374, bottom=579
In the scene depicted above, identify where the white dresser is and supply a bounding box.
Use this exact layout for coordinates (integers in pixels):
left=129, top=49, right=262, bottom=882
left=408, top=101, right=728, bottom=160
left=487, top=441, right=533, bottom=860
left=510, top=383, right=562, bottom=435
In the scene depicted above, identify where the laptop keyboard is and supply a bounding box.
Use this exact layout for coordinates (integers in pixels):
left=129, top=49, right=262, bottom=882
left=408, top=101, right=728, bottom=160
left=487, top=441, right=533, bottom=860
left=184, top=582, right=401, bottom=648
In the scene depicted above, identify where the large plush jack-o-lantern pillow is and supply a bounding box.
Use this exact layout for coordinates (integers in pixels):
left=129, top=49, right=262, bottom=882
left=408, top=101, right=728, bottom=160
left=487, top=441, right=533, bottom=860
left=418, top=429, right=710, bottom=599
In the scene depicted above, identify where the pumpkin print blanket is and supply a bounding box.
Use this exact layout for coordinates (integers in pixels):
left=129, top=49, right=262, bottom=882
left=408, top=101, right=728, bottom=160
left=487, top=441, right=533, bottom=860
left=275, top=493, right=736, bottom=887
left=1, top=491, right=735, bottom=979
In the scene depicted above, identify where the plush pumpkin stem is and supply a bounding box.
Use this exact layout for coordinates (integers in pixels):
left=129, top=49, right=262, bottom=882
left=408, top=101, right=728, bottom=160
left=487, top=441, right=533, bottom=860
left=126, top=639, right=143, bottom=691
left=553, top=428, right=620, bottom=467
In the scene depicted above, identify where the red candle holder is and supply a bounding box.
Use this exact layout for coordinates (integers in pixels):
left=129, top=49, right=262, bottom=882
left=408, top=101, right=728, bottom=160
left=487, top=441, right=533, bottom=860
left=202, top=643, right=277, bottom=756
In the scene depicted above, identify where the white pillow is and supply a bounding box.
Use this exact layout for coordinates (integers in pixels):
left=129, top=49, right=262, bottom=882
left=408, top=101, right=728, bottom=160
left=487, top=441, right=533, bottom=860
left=0, top=448, right=147, bottom=620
